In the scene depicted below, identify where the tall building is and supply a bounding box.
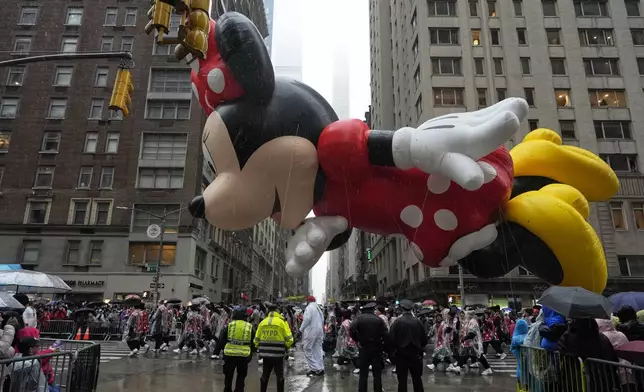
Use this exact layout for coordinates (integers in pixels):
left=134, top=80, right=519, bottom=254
left=0, top=0, right=268, bottom=303
left=263, top=0, right=275, bottom=56
left=367, top=0, right=644, bottom=306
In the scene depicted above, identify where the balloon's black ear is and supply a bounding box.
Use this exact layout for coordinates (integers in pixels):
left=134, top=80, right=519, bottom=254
left=215, top=12, right=275, bottom=103
left=189, top=196, right=206, bottom=219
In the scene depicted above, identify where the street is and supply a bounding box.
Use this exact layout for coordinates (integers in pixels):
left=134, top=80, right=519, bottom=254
left=96, top=345, right=518, bottom=392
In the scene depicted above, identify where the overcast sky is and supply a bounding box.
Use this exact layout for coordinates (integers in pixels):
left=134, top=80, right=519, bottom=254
left=271, top=0, right=370, bottom=300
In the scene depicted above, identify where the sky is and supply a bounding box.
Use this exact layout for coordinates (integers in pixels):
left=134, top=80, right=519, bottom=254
left=270, top=0, right=371, bottom=301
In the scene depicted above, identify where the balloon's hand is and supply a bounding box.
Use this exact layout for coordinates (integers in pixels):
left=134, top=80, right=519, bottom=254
left=285, top=216, right=349, bottom=277
left=392, top=98, right=528, bottom=191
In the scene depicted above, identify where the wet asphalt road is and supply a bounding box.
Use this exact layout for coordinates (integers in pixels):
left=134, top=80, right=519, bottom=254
left=96, top=345, right=518, bottom=392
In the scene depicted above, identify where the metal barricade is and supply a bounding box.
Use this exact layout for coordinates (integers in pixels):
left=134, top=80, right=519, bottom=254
left=0, top=351, right=74, bottom=392
left=39, top=320, right=76, bottom=339
left=68, top=343, right=100, bottom=392
left=585, top=358, right=644, bottom=392
left=518, top=345, right=586, bottom=392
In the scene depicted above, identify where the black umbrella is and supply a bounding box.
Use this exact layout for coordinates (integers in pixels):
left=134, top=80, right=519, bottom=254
left=538, top=286, right=612, bottom=319
left=72, top=308, right=96, bottom=316
left=165, top=298, right=182, bottom=304
left=86, top=301, right=105, bottom=308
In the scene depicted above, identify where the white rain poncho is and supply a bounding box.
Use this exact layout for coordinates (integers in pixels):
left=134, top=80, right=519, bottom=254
left=300, top=302, right=324, bottom=372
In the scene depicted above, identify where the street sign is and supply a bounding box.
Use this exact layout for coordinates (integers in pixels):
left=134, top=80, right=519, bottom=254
left=146, top=264, right=157, bottom=273
left=146, top=224, right=161, bottom=239
left=150, top=283, right=165, bottom=289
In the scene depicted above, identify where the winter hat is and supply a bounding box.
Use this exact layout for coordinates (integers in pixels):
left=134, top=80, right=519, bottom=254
left=306, top=296, right=316, bottom=303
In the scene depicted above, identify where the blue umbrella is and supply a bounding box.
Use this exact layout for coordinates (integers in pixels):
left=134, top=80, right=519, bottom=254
left=609, top=292, right=644, bottom=312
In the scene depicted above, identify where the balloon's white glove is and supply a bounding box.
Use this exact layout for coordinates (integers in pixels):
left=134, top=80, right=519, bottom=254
left=392, top=98, right=528, bottom=191
left=285, top=216, right=349, bottom=277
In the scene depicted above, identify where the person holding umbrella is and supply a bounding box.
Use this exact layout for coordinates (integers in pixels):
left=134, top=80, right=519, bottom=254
left=615, top=306, right=644, bottom=341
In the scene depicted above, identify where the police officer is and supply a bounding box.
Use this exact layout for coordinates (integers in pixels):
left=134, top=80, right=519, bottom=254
left=255, top=303, right=294, bottom=392
left=389, top=300, right=427, bottom=392
left=212, top=306, right=255, bottom=392
left=350, top=302, right=389, bottom=392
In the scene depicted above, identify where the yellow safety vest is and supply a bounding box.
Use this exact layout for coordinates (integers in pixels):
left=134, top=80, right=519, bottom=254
left=224, top=320, right=253, bottom=357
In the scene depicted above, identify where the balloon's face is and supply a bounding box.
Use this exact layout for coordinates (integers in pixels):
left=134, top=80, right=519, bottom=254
left=201, top=111, right=319, bottom=230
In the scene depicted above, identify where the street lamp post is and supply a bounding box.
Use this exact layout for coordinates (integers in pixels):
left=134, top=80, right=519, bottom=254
left=117, top=205, right=185, bottom=303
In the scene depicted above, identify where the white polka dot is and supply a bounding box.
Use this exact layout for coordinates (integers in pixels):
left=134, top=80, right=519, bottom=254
left=427, top=174, right=451, bottom=194
left=410, top=242, right=424, bottom=261
left=191, top=82, right=200, bottom=103
left=434, top=209, right=458, bottom=231
left=478, top=161, right=497, bottom=184
left=400, top=205, right=423, bottom=228
left=207, top=68, right=226, bottom=94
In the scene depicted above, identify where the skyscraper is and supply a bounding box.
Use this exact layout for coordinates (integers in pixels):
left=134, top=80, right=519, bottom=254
left=366, top=0, right=644, bottom=305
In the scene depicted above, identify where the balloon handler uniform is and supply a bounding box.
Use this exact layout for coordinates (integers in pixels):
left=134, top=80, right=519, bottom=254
left=187, top=12, right=619, bottom=294
left=254, top=310, right=294, bottom=392
left=212, top=308, right=255, bottom=392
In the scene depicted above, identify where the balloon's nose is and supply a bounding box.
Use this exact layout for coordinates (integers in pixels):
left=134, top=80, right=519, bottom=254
left=188, top=196, right=206, bottom=218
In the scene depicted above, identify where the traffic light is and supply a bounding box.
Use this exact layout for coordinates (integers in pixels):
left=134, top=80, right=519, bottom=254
left=109, top=67, right=134, bottom=117
left=145, top=0, right=172, bottom=42
left=366, top=248, right=372, bottom=261
left=175, top=0, right=210, bottom=60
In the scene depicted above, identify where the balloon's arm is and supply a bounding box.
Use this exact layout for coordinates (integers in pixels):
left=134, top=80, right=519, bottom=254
left=214, top=13, right=275, bottom=102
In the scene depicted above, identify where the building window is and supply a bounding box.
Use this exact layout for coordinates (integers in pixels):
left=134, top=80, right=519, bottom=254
left=6, top=67, right=25, bottom=86
left=488, top=1, right=497, bottom=16
left=517, top=28, right=527, bottom=45
left=611, top=201, right=627, bottom=229
left=19, top=7, right=38, bottom=25
left=493, top=58, right=504, bottom=75
left=529, top=120, right=539, bottom=131
left=60, top=37, right=78, bottom=53
left=542, top=0, right=558, bottom=16
left=146, top=100, right=191, bottom=120
left=94, top=67, right=108, bottom=87
left=601, top=154, right=639, bottom=172
left=106, top=133, right=119, bottom=153
left=153, top=41, right=172, bottom=56
left=619, top=256, right=644, bottom=276
left=524, top=88, right=535, bottom=106
left=415, top=95, right=423, bottom=118
left=551, top=58, right=567, bottom=75
left=560, top=121, right=577, bottom=139
left=129, top=243, right=177, bottom=266
left=13, top=36, right=31, bottom=53
left=490, top=29, right=500, bottom=45
left=546, top=29, right=561, bottom=45
left=413, top=67, right=421, bottom=89
left=77, top=166, right=92, bottom=189
left=21, top=241, right=41, bottom=264
left=429, top=28, right=459, bottom=44
left=626, top=1, right=641, bottom=16
left=84, top=132, right=98, bottom=153
left=89, top=241, right=104, bottom=264
left=411, top=10, right=417, bottom=29
left=195, top=248, right=206, bottom=274
left=34, top=166, right=54, bottom=188
left=433, top=88, right=464, bottom=107
left=0, top=131, right=10, bottom=153
left=100, top=167, right=115, bottom=189
left=513, top=1, right=523, bottom=16
left=584, top=58, right=619, bottom=76
left=497, top=88, right=507, bottom=101
left=427, top=0, right=457, bottom=16
left=595, top=121, right=631, bottom=139
left=141, top=133, right=188, bottom=160
left=0, top=98, right=19, bottom=119
left=93, top=200, right=113, bottom=225
left=47, top=98, right=67, bottom=119
left=469, top=1, right=479, bottom=16
left=104, top=7, right=117, bottom=26
left=477, top=88, right=487, bottom=107
left=589, top=90, right=627, bottom=108
left=124, top=8, right=137, bottom=26
left=574, top=0, right=609, bottom=16
left=412, top=38, right=419, bottom=59
left=64, top=241, right=80, bottom=265
left=53, top=66, right=73, bottom=86
left=472, top=29, right=481, bottom=45
left=88, top=98, right=104, bottom=119
left=474, top=58, right=485, bottom=75
left=41, top=132, right=60, bottom=153
left=633, top=202, right=644, bottom=229
left=132, top=204, right=180, bottom=233
left=101, top=37, right=114, bottom=51
left=149, top=69, right=192, bottom=93
left=25, top=201, right=49, bottom=224
left=555, top=89, right=572, bottom=107
left=431, top=58, right=461, bottom=75
left=520, top=57, right=531, bottom=74
left=633, top=29, right=644, bottom=45
left=65, top=7, right=83, bottom=25
left=579, top=29, right=614, bottom=45
left=121, top=37, right=134, bottom=52
left=137, top=168, right=184, bottom=189
left=69, top=199, right=90, bottom=225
